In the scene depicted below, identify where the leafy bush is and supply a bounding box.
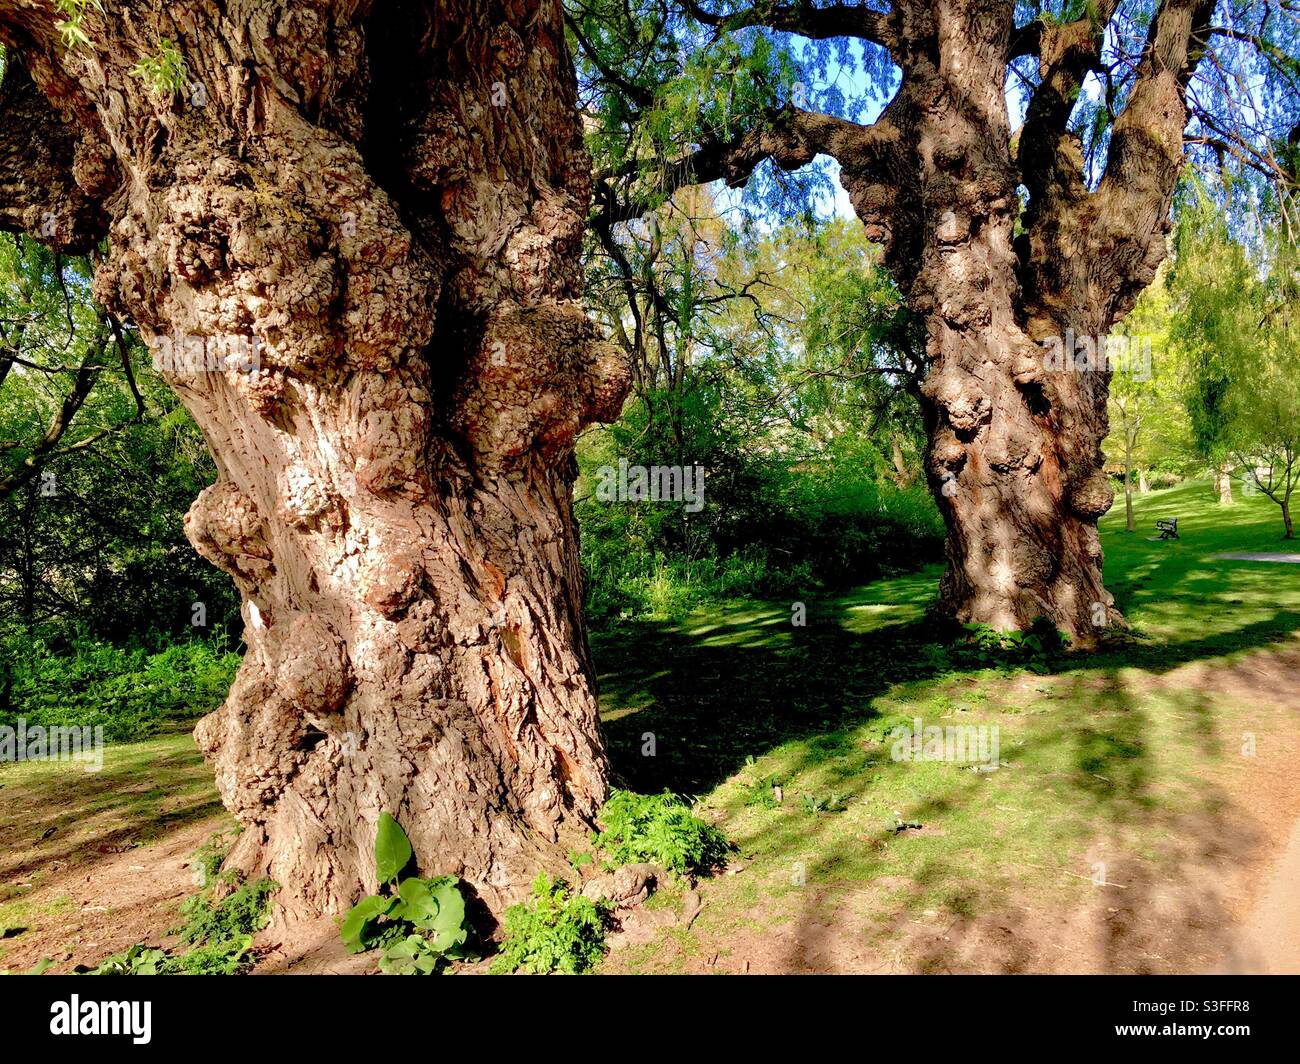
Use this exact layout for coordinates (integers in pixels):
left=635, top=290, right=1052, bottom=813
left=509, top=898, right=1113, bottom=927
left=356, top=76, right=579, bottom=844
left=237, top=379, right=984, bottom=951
left=0, top=630, right=240, bottom=742
left=489, top=873, right=608, bottom=975
left=954, top=621, right=1068, bottom=674
left=175, top=876, right=276, bottom=950
left=591, top=789, right=729, bottom=875
left=577, top=394, right=945, bottom=624
left=338, top=813, right=476, bottom=974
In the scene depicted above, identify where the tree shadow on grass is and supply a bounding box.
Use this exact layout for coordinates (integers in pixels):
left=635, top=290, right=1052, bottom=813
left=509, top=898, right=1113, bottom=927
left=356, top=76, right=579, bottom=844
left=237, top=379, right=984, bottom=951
left=596, top=590, right=1300, bottom=797
left=0, top=730, right=224, bottom=889
left=594, top=590, right=1298, bottom=972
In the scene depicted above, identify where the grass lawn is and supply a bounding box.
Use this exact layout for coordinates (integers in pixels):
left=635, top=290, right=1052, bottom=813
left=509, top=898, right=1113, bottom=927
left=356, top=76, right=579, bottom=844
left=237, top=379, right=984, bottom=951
left=591, top=479, right=1300, bottom=972
left=1, top=479, right=1297, bottom=974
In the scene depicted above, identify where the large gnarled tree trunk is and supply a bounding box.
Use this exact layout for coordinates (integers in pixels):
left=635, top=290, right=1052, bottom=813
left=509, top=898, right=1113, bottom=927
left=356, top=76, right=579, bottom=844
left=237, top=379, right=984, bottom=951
left=0, top=0, right=628, bottom=919
left=670, top=0, right=1214, bottom=643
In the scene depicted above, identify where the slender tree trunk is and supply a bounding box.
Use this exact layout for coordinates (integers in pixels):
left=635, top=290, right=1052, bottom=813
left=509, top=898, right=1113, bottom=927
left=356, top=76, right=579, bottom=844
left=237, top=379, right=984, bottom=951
left=20, top=477, right=36, bottom=632
left=1124, top=433, right=1136, bottom=532
left=1284, top=497, right=1294, bottom=540
left=890, top=432, right=914, bottom=488
left=1218, top=461, right=1235, bottom=505
left=0, top=1, right=628, bottom=919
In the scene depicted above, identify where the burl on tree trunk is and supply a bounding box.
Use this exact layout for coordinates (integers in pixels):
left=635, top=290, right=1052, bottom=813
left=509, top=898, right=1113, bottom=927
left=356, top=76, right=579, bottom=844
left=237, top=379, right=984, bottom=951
left=0, top=0, right=628, bottom=918
left=692, top=0, right=1213, bottom=643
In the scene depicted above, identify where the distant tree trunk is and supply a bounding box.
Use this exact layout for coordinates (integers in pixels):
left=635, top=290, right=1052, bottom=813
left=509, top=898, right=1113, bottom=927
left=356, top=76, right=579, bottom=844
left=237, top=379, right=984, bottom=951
left=686, top=0, right=1212, bottom=643
left=1217, top=462, right=1235, bottom=505
left=0, top=0, right=628, bottom=919
left=890, top=432, right=914, bottom=488
left=19, top=477, right=36, bottom=632
left=1123, top=424, right=1137, bottom=532
left=1284, top=499, right=1294, bottom=540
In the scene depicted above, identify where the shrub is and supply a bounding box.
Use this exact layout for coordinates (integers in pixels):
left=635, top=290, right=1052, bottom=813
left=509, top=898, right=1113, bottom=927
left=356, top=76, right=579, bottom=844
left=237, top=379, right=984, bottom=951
left=0, top=630, right=240, bottom=742
left=490, top=874, right=608, bottom=975
left=591, top=789, right=729, bottom=875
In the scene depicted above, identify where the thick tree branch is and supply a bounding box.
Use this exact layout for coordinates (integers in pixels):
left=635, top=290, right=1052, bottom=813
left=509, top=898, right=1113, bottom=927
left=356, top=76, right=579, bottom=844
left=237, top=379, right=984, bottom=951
left=594, top=105, right=893, bottom=228
left=1016, top=3, right=1120, bottom=211
left=1088, top=0, right=1216, bottom=324
left=683, top=0, right=895, bottom=50
left=1019, top=0, right=1216, bottom=335
left=0, top=55, right=109, bottom=253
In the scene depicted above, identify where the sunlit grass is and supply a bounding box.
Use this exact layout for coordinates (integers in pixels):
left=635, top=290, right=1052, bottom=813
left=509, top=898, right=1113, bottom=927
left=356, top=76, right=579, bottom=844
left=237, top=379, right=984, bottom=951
left=594, top=479, right=1300, bottom=972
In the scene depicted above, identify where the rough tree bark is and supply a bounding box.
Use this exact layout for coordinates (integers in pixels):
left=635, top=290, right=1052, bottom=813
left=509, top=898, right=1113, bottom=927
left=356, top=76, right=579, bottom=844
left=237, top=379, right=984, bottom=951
left=0, top=0, right=628, bottom=919
left=659, top=0, right=1215, bottom=642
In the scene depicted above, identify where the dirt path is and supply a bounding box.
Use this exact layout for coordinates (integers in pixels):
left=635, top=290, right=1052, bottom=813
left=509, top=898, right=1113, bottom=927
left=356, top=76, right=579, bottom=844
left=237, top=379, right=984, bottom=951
left=1213, top=814, right=1300, bottom=974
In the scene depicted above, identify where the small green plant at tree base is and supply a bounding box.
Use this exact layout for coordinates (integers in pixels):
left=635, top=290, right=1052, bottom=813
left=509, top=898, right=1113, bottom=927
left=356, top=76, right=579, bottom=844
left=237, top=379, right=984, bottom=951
left=591, top=789, right=729, bottom=874
left=130, top=38, right=188, bottom=97
left=174, top=876, right=276, bottom=950
left=337, top=812, right=476, bottom=974
left=957, top=620, right=1069, bottom=674
left=489, top=873, right=608, bottom=975
left=74, top=834, right=275, bottom=975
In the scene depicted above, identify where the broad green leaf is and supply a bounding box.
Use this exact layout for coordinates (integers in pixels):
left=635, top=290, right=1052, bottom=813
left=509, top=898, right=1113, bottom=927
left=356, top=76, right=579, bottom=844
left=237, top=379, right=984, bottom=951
left=427, top=879, right=467, bottom=947
left=374, top=812, right=413, bottom=885
left=338, top=894, right=394, bottom=954
left=391, top=877, right=439, bottom=929
left=378, top=934, right=441, bottom=975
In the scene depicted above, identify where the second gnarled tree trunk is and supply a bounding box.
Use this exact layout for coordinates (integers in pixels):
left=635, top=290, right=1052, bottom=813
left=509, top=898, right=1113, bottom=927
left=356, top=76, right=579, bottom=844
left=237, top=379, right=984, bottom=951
left=0, top=0, right=627, bottom=918
left=669, top=0, right=1214, bottom=643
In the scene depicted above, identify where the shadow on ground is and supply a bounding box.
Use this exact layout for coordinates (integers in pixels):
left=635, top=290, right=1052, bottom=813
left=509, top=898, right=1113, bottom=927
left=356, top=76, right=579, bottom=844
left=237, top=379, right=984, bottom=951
left=593, top=551, right=1300, bottom=973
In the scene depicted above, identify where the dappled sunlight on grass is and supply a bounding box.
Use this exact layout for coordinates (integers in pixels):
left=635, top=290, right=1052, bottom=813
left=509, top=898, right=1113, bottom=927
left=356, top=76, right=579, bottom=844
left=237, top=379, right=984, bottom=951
left=593, top=479, right=1300, bottom=972
left=0, top=730, right=222, bottom=893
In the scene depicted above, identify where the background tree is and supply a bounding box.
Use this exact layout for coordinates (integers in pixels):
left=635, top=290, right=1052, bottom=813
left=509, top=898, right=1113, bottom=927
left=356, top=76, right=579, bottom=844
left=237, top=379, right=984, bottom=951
left=571, top=0, right=1300, bottom=641
left=1104, top=264, right=1191, bottom=530
left=1172, top=181, right=1300, bottom=535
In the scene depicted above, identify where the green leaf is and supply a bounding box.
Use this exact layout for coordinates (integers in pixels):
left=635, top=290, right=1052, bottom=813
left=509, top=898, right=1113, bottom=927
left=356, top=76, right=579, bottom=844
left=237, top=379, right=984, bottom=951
left=426, top=879, right=467, bottom=948
left=374, top=812, right=413, bottom=885
left=378, top=934, right=442, bottom=975
left=338, top=894, right=394, bottom=954
left=391, top=877, right=439, bottom=929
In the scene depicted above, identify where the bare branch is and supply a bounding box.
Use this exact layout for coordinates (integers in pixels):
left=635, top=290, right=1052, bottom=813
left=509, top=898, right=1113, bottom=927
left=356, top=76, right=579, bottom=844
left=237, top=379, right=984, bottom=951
left=682, top=1, right=895, bottom=50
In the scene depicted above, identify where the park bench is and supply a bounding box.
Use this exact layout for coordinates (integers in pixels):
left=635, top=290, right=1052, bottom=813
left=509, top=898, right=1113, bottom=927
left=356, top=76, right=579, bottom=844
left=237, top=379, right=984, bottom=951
left=1156, top=517, right=1179, bottom=540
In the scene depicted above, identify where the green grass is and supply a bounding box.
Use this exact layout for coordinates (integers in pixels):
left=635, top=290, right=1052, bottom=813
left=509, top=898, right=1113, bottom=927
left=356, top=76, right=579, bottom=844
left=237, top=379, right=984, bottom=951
left=591, top=479, right=1300, bottom=972
left=0, top=730, right=224, bottom=901
left=1, top=478, right=1294, bottom=974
